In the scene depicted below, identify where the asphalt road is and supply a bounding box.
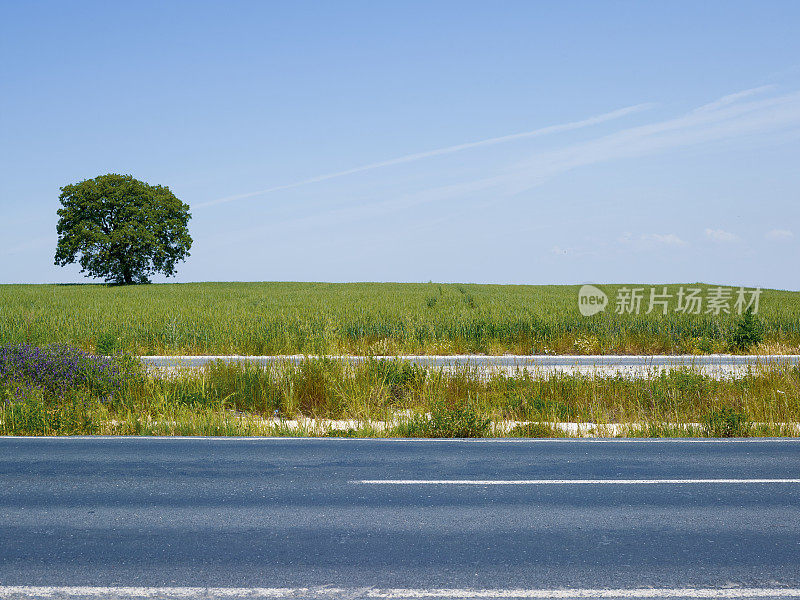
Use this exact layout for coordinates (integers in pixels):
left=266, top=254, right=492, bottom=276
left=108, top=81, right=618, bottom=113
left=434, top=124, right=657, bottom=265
left=141, top=354, right=800, bottom=380
left=2, top=438, right=800, bottom=599
left=141, top=354, right=800, bottom=368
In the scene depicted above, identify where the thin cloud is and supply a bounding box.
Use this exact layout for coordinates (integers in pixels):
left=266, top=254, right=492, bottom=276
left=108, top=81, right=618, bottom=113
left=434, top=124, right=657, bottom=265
left=499, top=88, right=800, bottom=196
left=766, top=228, right=794, bottom=241
left=210, top=86, right=800, bottom=245
left=195, top=103, right=654, bottom=208
left=692, top=85, right=776, bottom=113
left=705, top=228, right=739, bottom=243
left=619, top=232, right=688, bottom=246
left=647, top=233, right=688, bottom=246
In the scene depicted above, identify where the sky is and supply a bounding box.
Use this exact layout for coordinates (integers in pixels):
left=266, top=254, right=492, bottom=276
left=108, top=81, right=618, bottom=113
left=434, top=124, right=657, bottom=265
left=1, top=1, right=799, bottom=289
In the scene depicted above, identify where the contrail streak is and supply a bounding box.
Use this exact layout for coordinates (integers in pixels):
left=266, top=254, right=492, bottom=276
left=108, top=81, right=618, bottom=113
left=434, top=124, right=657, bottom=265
left=196, top=103, right=653, bottom=208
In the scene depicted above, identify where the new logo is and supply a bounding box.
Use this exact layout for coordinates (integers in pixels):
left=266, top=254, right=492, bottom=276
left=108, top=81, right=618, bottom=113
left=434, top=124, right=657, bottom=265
left=578, top=284, right=608, bottom=316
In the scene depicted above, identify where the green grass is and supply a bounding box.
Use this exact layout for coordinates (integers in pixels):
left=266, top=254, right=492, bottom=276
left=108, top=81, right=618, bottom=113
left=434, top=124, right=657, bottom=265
left=2, top=282, right=800, bottom=355
left=2, top=357, right=799, bottom=437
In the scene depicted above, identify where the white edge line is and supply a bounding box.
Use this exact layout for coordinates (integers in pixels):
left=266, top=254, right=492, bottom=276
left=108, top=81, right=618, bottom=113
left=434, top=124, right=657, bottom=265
left=2, top=587, right=800, bottom=599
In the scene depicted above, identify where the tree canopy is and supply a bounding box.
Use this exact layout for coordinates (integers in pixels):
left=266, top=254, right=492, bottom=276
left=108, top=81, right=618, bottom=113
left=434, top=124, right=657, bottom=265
left=54, top=174, right=192, bottom=285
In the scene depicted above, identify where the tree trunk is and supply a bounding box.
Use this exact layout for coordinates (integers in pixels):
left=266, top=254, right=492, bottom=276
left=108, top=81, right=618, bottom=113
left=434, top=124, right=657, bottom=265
left=120, top=258, right=133, bottom=285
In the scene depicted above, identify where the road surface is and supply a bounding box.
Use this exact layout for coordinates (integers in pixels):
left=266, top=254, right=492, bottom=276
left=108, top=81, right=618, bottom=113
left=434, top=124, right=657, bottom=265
left=141, top=354, right=800, bottom=378
left=141, top=354, right=800, bottom=367
left=2, top=438, right=800, bottom=599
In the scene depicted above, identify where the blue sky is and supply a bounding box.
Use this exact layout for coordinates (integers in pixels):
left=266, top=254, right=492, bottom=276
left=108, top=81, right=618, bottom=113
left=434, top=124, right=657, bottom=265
left=1, top=1, right=799, bottom=288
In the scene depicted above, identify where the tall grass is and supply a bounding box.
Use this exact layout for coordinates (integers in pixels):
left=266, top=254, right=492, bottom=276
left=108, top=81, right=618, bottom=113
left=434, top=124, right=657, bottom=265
left=2, top=282, right=799, bottom=355
left=2, top=352, right=799, bottom=437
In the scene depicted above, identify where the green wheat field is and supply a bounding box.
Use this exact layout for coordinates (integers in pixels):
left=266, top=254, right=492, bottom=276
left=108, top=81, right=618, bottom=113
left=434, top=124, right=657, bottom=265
left=2, top=282, right=799, bottom=355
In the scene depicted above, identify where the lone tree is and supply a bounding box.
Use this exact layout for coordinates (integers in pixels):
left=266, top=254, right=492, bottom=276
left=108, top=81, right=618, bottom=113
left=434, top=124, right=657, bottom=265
left=55, top=174, right=192, bottom=285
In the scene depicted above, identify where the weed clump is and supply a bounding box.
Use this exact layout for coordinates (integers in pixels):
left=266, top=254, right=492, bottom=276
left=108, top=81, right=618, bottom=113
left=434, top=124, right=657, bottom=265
left=367, top=359, right=425, bottom=401
left=323, top=428, right=359, bottom=437
left=728, top=307, right=764, bottom=351
left=703, top=407, right=751, bottom=437
left=393, top=398, right=490, bottom=438
left=1, top=390, right=103, bottom=435
left=507, top=422, right=565, bottom=437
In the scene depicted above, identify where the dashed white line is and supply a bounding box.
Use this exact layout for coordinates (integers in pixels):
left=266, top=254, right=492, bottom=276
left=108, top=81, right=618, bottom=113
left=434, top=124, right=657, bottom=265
left=356, top=478, right=800, bottom=485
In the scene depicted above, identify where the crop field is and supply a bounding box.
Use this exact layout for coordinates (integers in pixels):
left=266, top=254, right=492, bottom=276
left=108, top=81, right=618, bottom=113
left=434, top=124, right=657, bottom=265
left=2, top=282, right=800, bottom=356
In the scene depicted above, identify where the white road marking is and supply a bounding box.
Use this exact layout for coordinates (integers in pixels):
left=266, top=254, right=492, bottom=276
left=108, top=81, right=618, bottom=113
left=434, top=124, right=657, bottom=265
left=356, top=478, right=800, bottom=485
left=2, top=587, right=800, bottom=599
